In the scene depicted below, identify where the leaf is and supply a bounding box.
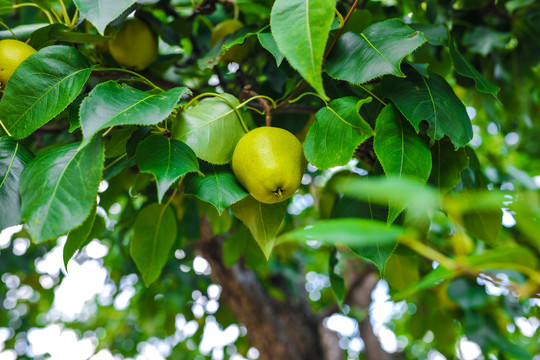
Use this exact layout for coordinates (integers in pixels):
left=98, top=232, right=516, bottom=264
left=135, top=135, right=201, bottom=202
left=231, top=196, right=287, bottom=259
left=0, top=137, right=34, bottom=230
left=374, top=104, right=432, bottom=222
left=429, top=137, right=470, bottom=195
left=449, top=37, right=499, bottom=97
left=80, top=81, right=190, bottom=147
left=448, top=278, right=487, bottom=310
left=258, top=32, right=284, bottom=66
left=410, top=23, right=447, bottom=46
left=105, top=127, right=138, bottom=159
left=326, top=19, right=427, bottom=85
left=184, top=164, right=248, bottom=215
left=270, top=0, right=335, bottom=99
left=0, top=46, right=93, bottom=139
left=19, top=137, right=105, bottom=243
left=172, top=94, right=246, bottom=164
left=329, top=248, right=345, bottom=309
left=382, top=66, right=473, bottom=148
left=130, top=203, right=177, bottom=286
left=304, top=97, right=373, bottom=169
left=462, top=26, right=511, bottom=56
left=73, top=0, right=137, bottom=35
left=63, top=201, right=97, bottom=268
left=460, top=191, right=502, bottom=243
left=384, top=253, right=420, bottom=290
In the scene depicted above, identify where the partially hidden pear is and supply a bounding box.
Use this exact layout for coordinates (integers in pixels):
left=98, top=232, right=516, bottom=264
left=232, top=127, right=305, bottom=204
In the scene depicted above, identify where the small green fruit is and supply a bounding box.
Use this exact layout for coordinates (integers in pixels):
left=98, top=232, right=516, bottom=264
left=108, top=18, right=158, bottom=71
left=0, top=39, right=36, bottom=86
left=210, top=19, right=249, bottom=63
left=232, top=127, right=305, bottom=204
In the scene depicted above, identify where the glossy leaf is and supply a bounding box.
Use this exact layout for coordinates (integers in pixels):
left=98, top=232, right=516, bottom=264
left=172, top=94, right=246, bottom=164
left=231, top=196, right=287, bottom=259
left=429, top=137, right=470, bottom=195
left=270, top=0, right=335, bottom=99
left=136, top=135, right=201, bottom=202
left=73, top=0, right=137, bottom=35
left=374, top=104, right=432, bottom=222
left=130, top=203, right=177, bottom=286
left=304, top=97, right=373, bottom=169
left=63, top=202, right=97, bottom=268
left=0, top=137, right=34, bottom=230
left=184, top=165, right=247, bottom=214
left=449, top=37, right=499, bottom=96
left=258, top=32, right=284, bottom=66
left=326, top=19, right=427, bottom=84
left=80, top=81, right=190, bottom=147
left=20, top=137, right=105, bottom=243
left=382, top=67, right=473, bottom=148
left=0, top=46, right=92, bottom=139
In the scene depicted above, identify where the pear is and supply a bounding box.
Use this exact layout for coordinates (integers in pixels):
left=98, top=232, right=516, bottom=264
left=0, top=39, right=36, bottom=86
left=232, top=127, right=305, bottom=204
left=108, top=18, right=158, bottom=71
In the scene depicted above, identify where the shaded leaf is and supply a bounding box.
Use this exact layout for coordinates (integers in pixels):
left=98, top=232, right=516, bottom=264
left=172, top=94, right=246, bottom=164
left=384, top=253, right=420, bottom=290
left=63, top=201, right=97, bottom=268
left=0, top=46, right=92, bottom=139
left=231, top=196, right=287, bottom=259
left=73, top=0, right=137, bottom=35
left=0, top=137, right=34, bottom=230
left=130, top=203, right=177, bottom=286
left=326, top=19, right=427, bottom=84
left=20, top=137, right=105, bottom=243
left=429, top=137, right=470, bottom=194
left=304, top=97, right=373, bottom=169
left=80, top=81, right=190, bottom=146
left=382, top=67, right=473, bottom=148
left=258, top=32, right=284, bottom=66
left=374, top=104, right=432, bottom=222
left=329, top=248, right=345, bottom=309
left=410, top=23, right=447, bottom=46
left=270, top=0, right=335, bottom=99
left=136, top=135, right=201, bottom=202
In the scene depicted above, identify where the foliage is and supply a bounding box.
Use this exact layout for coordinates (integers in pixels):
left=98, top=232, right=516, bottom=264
left=1, top=0, right=540, bottom=359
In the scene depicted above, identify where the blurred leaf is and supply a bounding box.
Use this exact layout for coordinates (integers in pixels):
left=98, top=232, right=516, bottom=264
left=326, top=19, right=426, bottom=84
left=231, top=196, right=287, bottom=259
left=393, top=266, right=456, bottom=301
left=258, top=32, right=283, bottom=66
left=73, top=0, right=137, bottom=35
left=80, top=81, right=190, bottom=146
left=374, top=104, right=431, bottom=223
left=410, top=23, right=447, bottom=46
left=130, top=203, right=177, bottom=286
left=328, top=248, right=345, bottom=309
left=511, top=191, right=540, bottom=245
left=463, top=26, right=511, bottom=56
left=0, top=46, right=92, bottom=139
left=304, top=96, right=373, bottom=169
left=172, top=94, right=246, bottom=164
left=270, top=0, right=335, bottom=99
left=459, top=191, right=502, bottom=243
left=449, top=36, right=499, bottom=96
left=382, top=67, right=473, bottom=148
left=384, top=253, right=420, bottom=290
left=136, top=135, right=201, bottom=202
left=223, top=224, right=266, bottom=269
left=184, top=164, right=247, bottom=215
left=20, top=137, right=104, bottom=243
left=429, top=137, right=469, bottom=195
left=106, top=127, right=137, bottom=158
left=63, top=201, right=97, bottom=268
left=468, top=245, right=538, bottom=269
left=448, top=278, right=487, bottom=309
left=0, top=137, right=34, bottom=230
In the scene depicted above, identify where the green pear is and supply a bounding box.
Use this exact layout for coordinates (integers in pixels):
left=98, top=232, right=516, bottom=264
left=232, top=127, right=305, bottom=204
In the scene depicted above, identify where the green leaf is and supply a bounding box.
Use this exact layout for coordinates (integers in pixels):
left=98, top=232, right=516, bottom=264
left=329, top=248, right=345, bottom=309
left=304, top=97, right=373, bottom=169
left=270, top=0, right=335, bottom=99
left=429, top=137, right=470, bottom=194
left=384, top=253, right=420, bottom=290
left=449, top=37, right=499, bottom=97
left=382, top=67, right=473, bottom=148
left=469, top=246, right=538, bottom=269
left=130, top=203, right=177, bottom=286
left=135, top=135, right=201, bottom=202
left=393, top=266, right=455, bottom=301
left=223, top=224, right=266, bottom=269
left=80, top=81, right=190, bottom=147
left=184, top=164, right=248, bottom=215
left=460, top=191, right=502, bottom=243
left=63, top=201, right=97, bottom=268
left=0, top=137, right=34, bottom=230
left=231, top=196, right=287, bottom=259
left=462, top=26, right=511, bottom=56
left=73, top=0, right=137, bottom=35
left=410, top=23, right=447, bottom=46
left=258, top=32, right=284, bottom=66
left=29, top=23, right=114, bottom=49
left=20, top=137, right=105, bottom=243
left=448, top=278, right=487, bottom=310
left=374, top=104, right=432, bottom=223
left=172, top=94, right=246, bottom=164
left=326, top=19, right=427, bottom=85
left=0, top=46, right=93, bottom=139
left=105, top=127, right=137, bottom=159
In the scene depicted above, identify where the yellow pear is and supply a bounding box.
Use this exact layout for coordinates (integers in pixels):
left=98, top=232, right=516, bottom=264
left=0, top=39, right=36, bottom=86
left=232, top=127, right=305, bottom=204
left=108, top=18, right=158, bottom=71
